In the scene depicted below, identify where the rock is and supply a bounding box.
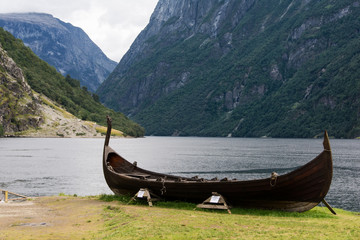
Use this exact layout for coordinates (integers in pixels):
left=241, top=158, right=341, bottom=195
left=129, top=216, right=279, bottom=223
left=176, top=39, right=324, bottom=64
left=0, top=44, right=43, bottom=134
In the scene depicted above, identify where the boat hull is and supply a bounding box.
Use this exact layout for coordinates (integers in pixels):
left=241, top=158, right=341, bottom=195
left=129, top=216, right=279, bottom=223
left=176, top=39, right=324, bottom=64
left=103, top=144, right=332, bottom=212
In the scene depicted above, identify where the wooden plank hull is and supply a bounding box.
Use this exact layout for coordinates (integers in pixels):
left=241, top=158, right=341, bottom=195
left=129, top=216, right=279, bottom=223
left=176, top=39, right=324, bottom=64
left=102, top=117, right=333, bottom=212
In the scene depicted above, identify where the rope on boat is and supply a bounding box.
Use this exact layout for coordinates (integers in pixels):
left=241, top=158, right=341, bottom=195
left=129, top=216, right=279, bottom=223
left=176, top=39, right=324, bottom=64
left=160, top=177, right=167, bottom=195
left=270, top=172, right=279, bottom=187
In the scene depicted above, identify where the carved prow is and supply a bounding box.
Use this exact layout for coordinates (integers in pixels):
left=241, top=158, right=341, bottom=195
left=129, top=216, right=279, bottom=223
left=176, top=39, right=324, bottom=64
left=323, top=130, right=331, bottom=151
left=105, top=116, right=112, bottom=147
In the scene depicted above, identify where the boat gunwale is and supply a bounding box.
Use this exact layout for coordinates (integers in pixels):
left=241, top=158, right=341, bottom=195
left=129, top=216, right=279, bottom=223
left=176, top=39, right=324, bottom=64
left=103, top=145, right=332, bottom=185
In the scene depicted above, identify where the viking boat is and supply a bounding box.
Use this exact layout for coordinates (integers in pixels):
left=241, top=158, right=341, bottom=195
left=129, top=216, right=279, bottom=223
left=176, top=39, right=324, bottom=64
left=103, top=117, right=334, bottom=213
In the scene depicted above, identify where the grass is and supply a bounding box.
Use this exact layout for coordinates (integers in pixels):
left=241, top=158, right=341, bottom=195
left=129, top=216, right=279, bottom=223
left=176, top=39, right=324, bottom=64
left=95, top=125, right=124, bottom=137
left=40, top=94, right=75, bottom=119
left=1, top=195, right=358, bottom=239
left=96, top=194, right=360, bottom=240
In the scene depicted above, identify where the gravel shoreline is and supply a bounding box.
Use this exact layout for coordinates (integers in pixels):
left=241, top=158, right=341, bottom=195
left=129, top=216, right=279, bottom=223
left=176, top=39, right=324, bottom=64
left=0, top=196, right=106, bottom=239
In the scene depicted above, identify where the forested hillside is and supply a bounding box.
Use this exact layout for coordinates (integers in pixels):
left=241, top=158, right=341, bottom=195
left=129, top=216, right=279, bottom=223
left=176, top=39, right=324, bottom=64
left=0, top=28, right=144, bottom=137
left=98, top=0, right=360, bottom=138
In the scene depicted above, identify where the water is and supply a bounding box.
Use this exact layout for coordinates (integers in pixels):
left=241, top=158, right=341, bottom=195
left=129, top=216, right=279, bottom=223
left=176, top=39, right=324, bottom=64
left=0, top=137, right=359, bottom=212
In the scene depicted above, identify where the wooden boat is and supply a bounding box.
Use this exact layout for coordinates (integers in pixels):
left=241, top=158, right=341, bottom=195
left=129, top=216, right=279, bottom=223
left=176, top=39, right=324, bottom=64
left=103, top=117, right=334, bottom=213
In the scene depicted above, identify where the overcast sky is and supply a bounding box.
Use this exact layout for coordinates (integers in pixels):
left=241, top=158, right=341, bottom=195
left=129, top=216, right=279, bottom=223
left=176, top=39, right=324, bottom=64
left=0, top=0, right=159, bottom=62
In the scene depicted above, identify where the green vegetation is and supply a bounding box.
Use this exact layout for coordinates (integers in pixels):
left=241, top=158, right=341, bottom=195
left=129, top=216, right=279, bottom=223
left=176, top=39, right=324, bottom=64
left=0, top=28, right=144, bottom=137
left=95, top=125, right=124, bottom=137
left=98, top=194, right=335, bottom=217
left=0, top=124, right=4, bottom=137
left=98, top=0, right=360, bottom=138
left=1, top=195, right=358, bottom=239
left=96, top=194, right=359, bottom=239
left=0, top=66, right=39, bottom=134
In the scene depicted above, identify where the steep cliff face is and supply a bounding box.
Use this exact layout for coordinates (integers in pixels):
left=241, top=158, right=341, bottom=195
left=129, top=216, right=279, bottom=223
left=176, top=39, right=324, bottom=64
left=115, top=0, right=233, bottom=71
left=99, top=0, right=247, bottom=111
left=0, top=13, right=117, bottom=92
left=98, top=0, right=360, bottom=138
left=0, top=43, right=43, bottom=134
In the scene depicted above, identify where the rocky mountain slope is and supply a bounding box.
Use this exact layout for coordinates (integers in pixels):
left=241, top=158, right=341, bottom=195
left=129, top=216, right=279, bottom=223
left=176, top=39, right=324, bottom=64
left=0, top=42, right=42, bottom=135
left=0, top=13, right=117, bottom=92
left=0, top=41, right=123, bottom=137
left=0, top=27, right=144, bottom=137
left=98, top=0, right=360, bottom=138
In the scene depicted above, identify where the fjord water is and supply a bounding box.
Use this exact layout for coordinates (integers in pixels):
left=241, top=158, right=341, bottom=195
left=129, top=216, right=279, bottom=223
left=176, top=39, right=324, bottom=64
left=0, top=137, right=359, bottom=212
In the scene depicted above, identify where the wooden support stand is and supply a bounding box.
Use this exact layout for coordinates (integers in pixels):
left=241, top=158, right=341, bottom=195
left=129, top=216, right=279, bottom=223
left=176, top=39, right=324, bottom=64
left=196, top=192, right=232, bottom=214
left=0, top=189, right=27, bottom=203
left=322, top=199, right=336, bottom=215
left=0, top=190, right=7, bottom=203
left=129, top=188, right=160, bottom=207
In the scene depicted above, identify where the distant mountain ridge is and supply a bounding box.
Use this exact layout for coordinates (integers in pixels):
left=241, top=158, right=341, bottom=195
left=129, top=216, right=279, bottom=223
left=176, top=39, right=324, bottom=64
left=0, top=12, right=117, bottom=92
left=98, top=0, right=360, bottom=138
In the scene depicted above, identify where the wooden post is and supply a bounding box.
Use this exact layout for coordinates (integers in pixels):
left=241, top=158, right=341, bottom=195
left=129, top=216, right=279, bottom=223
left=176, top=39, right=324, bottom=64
left=6, top=190, right=27, bottom=199
left=0, top=189, right=27, bottom=202
left=322, top=199, right=336, bottom=215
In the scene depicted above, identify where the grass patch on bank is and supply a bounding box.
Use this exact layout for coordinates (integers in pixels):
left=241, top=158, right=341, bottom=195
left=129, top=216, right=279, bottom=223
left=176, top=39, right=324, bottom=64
left=40, top=94, right=75, bottom=119
left=97, top=194, right=336, bottom=218
left=95, top=125, right=124, bottom=137
left=96, top=194, right=359, bottom=239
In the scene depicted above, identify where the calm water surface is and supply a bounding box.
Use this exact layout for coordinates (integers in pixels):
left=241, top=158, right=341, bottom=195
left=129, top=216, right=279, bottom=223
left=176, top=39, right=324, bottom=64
left=0, top=137, right=359, bottom=212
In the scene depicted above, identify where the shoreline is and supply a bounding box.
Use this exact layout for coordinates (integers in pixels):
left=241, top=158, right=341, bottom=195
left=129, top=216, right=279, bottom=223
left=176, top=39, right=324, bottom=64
left=2, top=134, right=360, bottom=139
left=1, top=195, right=359, bottom=214
left=1, top=134, right=128, bottom=139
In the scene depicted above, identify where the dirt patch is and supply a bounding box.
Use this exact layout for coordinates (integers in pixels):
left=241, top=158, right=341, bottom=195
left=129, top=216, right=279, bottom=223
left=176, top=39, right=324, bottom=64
left=0, top=196, right=107, bottom=240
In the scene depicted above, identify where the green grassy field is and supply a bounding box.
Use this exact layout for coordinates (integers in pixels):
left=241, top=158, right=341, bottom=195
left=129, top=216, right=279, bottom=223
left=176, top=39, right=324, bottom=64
left=98, top=195, right=360, bottom=240
left=1, top=195, right=358, bottom=240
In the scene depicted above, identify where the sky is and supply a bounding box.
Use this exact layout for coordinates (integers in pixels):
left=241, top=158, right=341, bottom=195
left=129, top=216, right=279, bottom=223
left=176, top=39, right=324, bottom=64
left=0, top=0, right=159, bottom=62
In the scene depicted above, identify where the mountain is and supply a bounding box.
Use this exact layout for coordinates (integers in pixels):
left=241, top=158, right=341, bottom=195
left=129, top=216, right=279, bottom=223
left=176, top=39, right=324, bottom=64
left=97, top=0, right=360, bottom=138
left=0, top=12, right=117, bottom=92
left=0, top=40, right=42, bottom=135
left=0, top=45, right=121, bottom=138
left=0, top=27, right=144, bottom=137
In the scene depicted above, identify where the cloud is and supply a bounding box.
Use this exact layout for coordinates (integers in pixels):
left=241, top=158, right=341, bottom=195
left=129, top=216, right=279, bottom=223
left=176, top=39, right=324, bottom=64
left=0, top=0, right=158, bottom=61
